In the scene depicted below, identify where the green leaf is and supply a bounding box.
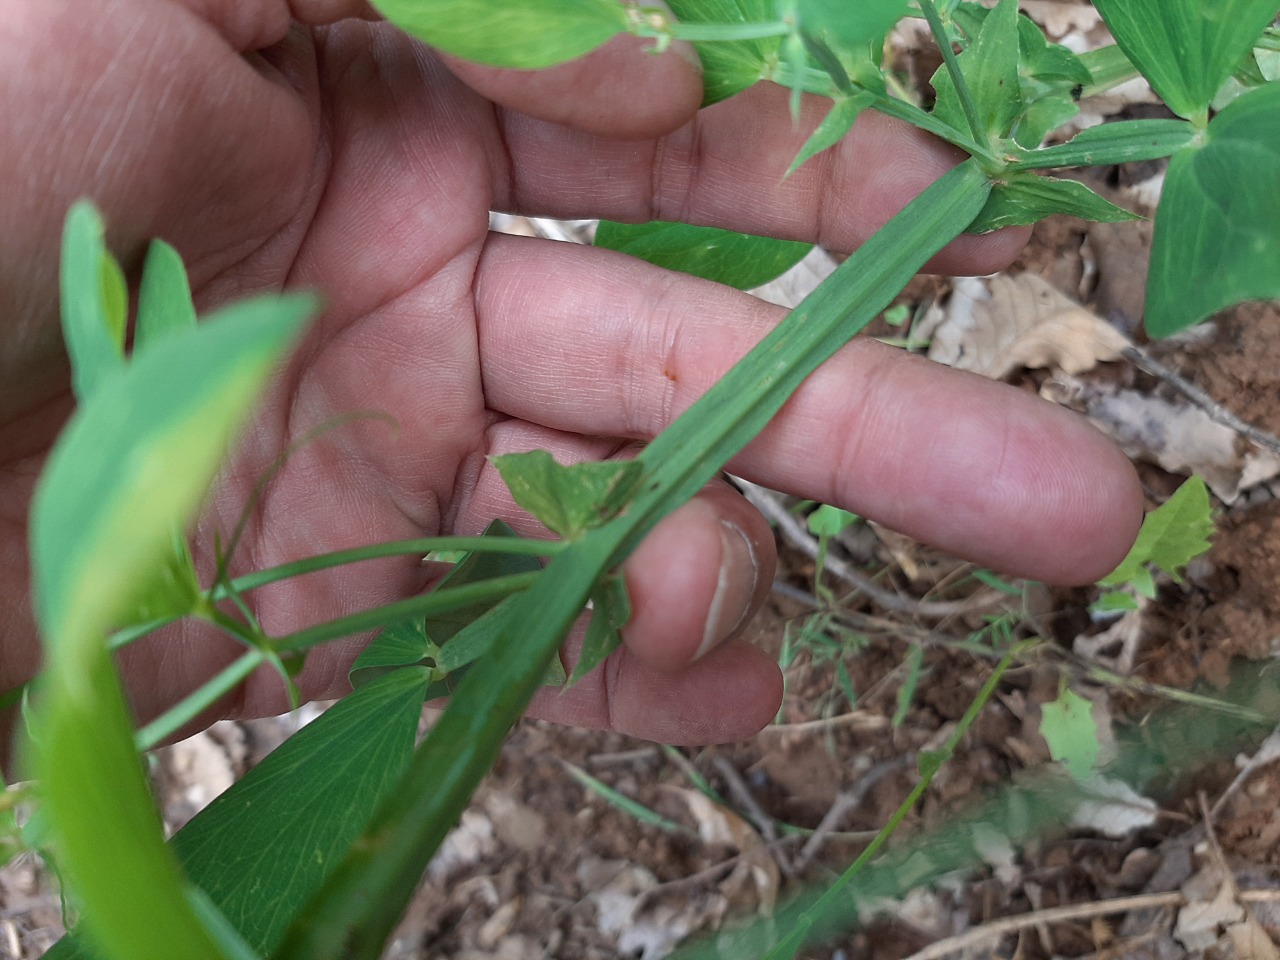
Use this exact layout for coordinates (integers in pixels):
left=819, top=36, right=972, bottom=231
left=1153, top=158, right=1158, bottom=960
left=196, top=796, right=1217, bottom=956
left=1039, top=687, right=1099, bottom=781
left=48, top=668, right=433, bottom=960
left=492, top=451, right=645, bottom=539
left=1090, top=590, right=1140, bottom=615
left=967, top=174, right=1140, bottom=233
left=1018, top=119, right=1198, bottom=171
left=931, top=0, right=1021, bottom=142
left=136, top=240, right=198, bottom=354
left=568, top=574, right=632, bottom=685
left=29, top=292, right=315, bottom=960
left=370, top=0, right=628, bottom=68
left=806, top=503, right=858, bottom=538
left=173, top=669, right=428, bottom=953
left=786, top=93, right=873, bottom=176
left=59, top=201, right=126, bottom=400
left=595, top=220, right=812, bottom=290
left=1092, top=0, right=1280, bottom=121
left=348, top=618, right=439, bottom=688
left=1145, top=83, right=1280, bottom=336
left=1098, top=476, right=1214, bottom=591
left=350, top=521, right=542, bottom=690
left=667, top=0, right=779, bottom=104
left=792, top=0, right=908, bottom=52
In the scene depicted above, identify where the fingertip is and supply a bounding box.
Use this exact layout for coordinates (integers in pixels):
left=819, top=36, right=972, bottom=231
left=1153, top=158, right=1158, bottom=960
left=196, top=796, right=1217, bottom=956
left=623, top=484, right=775, bottom=672
left=443, top=33, right=702, bottom=140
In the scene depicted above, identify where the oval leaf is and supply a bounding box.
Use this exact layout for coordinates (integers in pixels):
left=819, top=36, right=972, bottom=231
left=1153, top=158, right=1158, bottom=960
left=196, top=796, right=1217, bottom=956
left=370, top=0, right=628, bottom=68
left=595, top=220, right=812, bottom=289
left=29, top=292, right=314, bottom=960
left=1145, top=83, right=1280, bottom=336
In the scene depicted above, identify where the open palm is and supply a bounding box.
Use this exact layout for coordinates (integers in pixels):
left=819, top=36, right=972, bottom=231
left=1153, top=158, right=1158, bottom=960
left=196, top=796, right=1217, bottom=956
left=0, top=0, right=1142, bottom=747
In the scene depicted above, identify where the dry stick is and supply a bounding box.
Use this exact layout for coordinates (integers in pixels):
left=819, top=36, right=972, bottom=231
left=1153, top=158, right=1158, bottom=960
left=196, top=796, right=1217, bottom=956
left=900, top=892, right=1185, bottom=960
left=792, top=754, right=915, bottom=873
left=1122, top=345, right=1280, bottom=457
left=901, top=888, right=1280, bottom=960
left=709, top=755, right=795, bottom=878
left=737, top=479, right=1005, bottom=619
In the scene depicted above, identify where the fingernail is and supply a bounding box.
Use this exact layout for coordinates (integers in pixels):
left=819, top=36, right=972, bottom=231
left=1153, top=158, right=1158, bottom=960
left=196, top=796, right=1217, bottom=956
left=696, top=520, right=759, bottom=661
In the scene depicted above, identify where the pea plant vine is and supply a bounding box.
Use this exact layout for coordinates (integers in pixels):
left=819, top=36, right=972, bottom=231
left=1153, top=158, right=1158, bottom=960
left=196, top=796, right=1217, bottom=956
left=18, top=1, right=1280, bottom=959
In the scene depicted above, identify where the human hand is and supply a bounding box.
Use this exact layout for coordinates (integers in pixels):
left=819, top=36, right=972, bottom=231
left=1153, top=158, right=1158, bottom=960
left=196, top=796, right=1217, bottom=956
left=0, top=0, right=1142, bottom=747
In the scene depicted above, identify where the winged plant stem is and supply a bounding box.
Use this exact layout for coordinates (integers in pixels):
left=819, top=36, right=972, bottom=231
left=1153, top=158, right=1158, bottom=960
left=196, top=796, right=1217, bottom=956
left=760, top=639, right=1031, bottom=960
left=269, top=159, right=992, bottom=960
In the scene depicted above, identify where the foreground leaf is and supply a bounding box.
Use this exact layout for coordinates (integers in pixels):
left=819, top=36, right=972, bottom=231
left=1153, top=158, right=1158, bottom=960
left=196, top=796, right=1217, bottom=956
left=370, top=0, right=628, bottom=68
left=29, top=292, right=314, bottom=960
left=1146, top=83, right=1280, bottom=336
left=595, top=221, right=812, bottom=290
left=1092, top=0, right=1280, bottom=121
left=59, top=201, right=126, bottom=400
left=46, top=670, right=429, bottom=960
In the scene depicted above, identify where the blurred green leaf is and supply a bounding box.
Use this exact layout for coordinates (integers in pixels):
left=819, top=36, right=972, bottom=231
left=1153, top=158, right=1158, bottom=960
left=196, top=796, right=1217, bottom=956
left=30, top=279, right=314, bottom=960
left=792, top=0, right=908, bottom=51
left=493, top=451, right=644, bottom=540
left=1092, top=0, right=1280, bottom=120
left=59, top=201, right=126, bottom=400
left=1040, top=687, right=1099, bottom=780
left=595, top=221, right=812, bottom=290
left=1146, top=83, right=1280, bottom=336
left=807, top=503, right=858, bottom=538
left=136, top=240, right=198, bottom=354
left=370, top=0, right=627, bottom=68
left=668, top=0, right=779, bottom=104
left=967, top=174, right=1139, bottom=233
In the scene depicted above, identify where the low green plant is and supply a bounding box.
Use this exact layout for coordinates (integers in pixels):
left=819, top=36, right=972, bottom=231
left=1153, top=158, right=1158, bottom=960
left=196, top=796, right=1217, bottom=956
left=19, top=2, right=1280, bottom=959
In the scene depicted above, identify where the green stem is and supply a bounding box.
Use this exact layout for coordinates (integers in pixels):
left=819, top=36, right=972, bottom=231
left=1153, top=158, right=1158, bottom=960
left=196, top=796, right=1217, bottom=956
left=135, top=650, right=266, bottom=751
left=216, top=535, right=561, bottom=598
left=269, top=160, right=994, bottom=960
left=271, top=570, right=542, bottom=654
left=761, top=640, right=1030, bottom=959
left=917, top=0, right=987, bottom=149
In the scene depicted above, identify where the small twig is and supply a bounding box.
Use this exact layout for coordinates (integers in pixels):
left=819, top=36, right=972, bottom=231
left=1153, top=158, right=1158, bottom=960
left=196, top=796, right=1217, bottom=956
left=758, top=709, right=888, bottom=736
left=899, top=892, right=1187, bottom=960
left=1122, top=345, right=1280, bottom=457
left=635, top=834, right=803, bottom=910
left=709, top=755, right=795, bottom=878
left=793, top=754, right=915, bottom=873
left=737, top=479, right=1005, bottom=619
left=1210, top=724, right=1280, bottom=818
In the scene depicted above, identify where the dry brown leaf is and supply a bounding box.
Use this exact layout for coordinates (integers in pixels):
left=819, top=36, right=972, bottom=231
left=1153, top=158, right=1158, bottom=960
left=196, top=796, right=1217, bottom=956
left=1020, top=0, right=1101, bottom=38
left=1044, top=376, right=1280, bottom=504
left=1227, top=915, right=1280, bottom=960
left=675, top=788, right=780, bottom=916
left=925, top=275, right=1130, bottom=380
